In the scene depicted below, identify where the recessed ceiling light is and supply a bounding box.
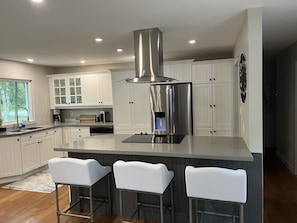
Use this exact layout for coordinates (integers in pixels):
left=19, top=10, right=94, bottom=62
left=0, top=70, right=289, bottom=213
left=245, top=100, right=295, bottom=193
left=132, top=56, right=135, bottom=59
left=117, top=49, right=123, bottom=52
left=189, top=40, right=196, bottom=44
left=27, top=58, right=34, bottom=63
left=31, top=0, right=43, bottom=3
left=95, top=38, right=103, bottom=42
left=80, top=60, right=86, bottom=64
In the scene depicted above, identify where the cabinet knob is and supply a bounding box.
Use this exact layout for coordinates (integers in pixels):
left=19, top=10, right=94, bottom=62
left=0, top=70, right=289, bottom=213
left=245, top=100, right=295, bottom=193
left=213, top=130, right=217, bottom=133
left=213, top=78, right=216, bottom=81
left=209, top=78, right=212, bottom=81
left=210, top=105, right=212, bottom=107
left=213, top=104, right=216, bottom=107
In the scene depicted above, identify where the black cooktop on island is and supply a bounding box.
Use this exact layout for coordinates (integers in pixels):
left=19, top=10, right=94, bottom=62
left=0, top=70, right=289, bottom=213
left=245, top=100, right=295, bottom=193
left=122, top=134, right=185, bottom=144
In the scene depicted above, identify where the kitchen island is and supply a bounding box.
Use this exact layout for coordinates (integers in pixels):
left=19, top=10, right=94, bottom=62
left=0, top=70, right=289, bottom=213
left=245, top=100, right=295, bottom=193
left=55, top=134, right=261, bottom=223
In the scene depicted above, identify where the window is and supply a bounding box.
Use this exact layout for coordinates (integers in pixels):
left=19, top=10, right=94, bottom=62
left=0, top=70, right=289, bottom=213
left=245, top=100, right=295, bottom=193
left=0, top=79, right=31, bottom=125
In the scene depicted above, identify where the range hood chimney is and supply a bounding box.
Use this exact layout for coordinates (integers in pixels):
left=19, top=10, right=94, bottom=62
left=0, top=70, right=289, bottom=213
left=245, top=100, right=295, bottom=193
left=126, top=28, right=175, bottom=83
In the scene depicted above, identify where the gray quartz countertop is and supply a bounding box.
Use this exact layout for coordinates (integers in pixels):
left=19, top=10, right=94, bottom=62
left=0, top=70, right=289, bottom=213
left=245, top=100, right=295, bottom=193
left=55, top=134, right=253, bottom=162
left=0, top=122, right=113, bottom=137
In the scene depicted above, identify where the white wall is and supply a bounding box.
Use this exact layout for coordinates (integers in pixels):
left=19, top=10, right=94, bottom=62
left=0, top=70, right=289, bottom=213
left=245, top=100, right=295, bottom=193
left=0, top=59, right=54, bottom=125
left=233, top=8, right=263, bottom=153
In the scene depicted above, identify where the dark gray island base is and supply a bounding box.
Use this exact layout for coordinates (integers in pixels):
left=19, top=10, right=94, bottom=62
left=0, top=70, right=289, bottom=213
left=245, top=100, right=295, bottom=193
left=55, top=135, right=262, bottom=223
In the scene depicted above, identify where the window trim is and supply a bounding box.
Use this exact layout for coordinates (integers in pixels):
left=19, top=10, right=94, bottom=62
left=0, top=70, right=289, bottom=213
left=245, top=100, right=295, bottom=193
left=0, top=78, right=34, bottom=126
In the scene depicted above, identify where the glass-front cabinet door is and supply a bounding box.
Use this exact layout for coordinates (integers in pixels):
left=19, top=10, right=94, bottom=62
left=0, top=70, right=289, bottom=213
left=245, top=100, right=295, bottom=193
left=52, top=77, right=82, bottom=106
left=69, top=77, right=82, bottom=104
left=54, top=78, right=67, bottom=105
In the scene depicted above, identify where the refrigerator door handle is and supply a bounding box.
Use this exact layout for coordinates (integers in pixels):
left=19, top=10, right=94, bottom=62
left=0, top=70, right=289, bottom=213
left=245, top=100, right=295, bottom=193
left=166, top=86, right=171, bottom=135
left=168, top=86, right=175, bottom=135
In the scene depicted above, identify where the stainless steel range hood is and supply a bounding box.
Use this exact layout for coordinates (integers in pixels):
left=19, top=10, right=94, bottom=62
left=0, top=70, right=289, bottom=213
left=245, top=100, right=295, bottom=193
left=126, top=28, right=175, bottom=83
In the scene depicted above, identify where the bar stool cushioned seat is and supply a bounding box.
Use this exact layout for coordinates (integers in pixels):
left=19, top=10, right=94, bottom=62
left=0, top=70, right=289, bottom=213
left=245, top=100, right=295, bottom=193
left=48, top=157, right=111, bottom=223
left=185, top=166, right=247, bottom=223
left=113, top=160, right=175, bottom=223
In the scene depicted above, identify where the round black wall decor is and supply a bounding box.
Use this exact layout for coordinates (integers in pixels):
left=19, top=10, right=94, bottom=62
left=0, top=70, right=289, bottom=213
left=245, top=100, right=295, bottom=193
left=239, top=53, right=247, bottom=103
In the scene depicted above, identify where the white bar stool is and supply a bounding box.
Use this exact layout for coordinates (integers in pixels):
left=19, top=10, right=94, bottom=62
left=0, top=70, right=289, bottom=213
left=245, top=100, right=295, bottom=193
left=48, top=157, right=112, bottom=223
left=113, top=160, right=175, bottom=223
left=185, top=166, right=247, bottom=223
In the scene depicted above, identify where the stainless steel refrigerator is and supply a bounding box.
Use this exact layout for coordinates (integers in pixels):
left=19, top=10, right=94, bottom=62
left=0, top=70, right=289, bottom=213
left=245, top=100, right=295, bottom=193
left=150, top=82, right=193, bottom=135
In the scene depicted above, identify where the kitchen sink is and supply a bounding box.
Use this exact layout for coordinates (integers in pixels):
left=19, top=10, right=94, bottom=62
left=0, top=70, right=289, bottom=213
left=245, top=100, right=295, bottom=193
left=24, top=127, right=42, bottom=130
left=10, top=129, right=24, bottom=132
left=9, top=126, right=43, bottom=133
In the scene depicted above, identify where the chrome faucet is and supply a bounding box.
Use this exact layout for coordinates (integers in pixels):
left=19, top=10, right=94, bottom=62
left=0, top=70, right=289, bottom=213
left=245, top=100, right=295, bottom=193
left=16, top=106, right=29, bottom=128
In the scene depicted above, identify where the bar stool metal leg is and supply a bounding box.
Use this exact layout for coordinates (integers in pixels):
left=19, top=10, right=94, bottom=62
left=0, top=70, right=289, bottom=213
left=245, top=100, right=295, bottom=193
left=119, top=190, right=123, bottom=223
left=170, top=182, right=175, bottom=223
left=55, top=183, right=61, bottom=223
left=89, top=186, right=94, bottom=223
left=160, top=194, right=164, bottom=223
left=189, top=198, right=192, bottom=223
left=240, top=204, right=244, bottom=223
left=107, top=174, right=112, bottom=216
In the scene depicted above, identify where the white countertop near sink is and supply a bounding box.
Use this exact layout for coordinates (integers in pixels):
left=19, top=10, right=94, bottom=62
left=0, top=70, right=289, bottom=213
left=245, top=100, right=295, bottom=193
left=55, top=134, right=253, bottom=162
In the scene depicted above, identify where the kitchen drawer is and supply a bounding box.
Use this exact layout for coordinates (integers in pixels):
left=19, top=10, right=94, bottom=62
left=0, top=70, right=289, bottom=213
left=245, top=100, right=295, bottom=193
left=21, top=130, right=54, bottom=143
left=70, top=127, right=90, bottom=133
left=71, top=132, right=90, bottom=139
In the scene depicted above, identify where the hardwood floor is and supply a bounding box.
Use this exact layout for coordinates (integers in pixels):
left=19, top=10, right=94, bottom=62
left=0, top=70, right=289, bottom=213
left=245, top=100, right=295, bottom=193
left=264, top=152, right=297, bottom=223
left=0, top=184, right=154, bottom=223
left=1, top=154, right=296, bottom=223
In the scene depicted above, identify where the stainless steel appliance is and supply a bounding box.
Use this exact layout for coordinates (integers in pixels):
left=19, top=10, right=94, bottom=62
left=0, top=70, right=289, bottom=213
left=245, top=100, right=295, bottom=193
left=53, top=109, right=61, bottom=124
left=96, top=111, right=110, bottom=123
left=126, top=28, right=174, bottom=83
left=123, top=82, right=192, bottom=144
left=150, top=82, right=193, bottom=135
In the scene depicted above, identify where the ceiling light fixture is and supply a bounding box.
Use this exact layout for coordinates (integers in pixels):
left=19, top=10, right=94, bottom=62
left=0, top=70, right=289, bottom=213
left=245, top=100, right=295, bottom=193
left=95, top=38, right=103, bottom=42
left=117, top=49, right=123, bottom=52
left=80, top=60, right=86, bottom=64
left=31, top=0, right=44, bottom=3
left=27, top=58, right=34, bottom=63
left=189, top=40, right=196, bottom=44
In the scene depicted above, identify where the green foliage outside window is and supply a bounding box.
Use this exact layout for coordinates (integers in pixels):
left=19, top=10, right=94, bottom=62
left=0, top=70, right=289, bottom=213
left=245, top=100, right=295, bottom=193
left=0, top=80, right=31, bottom=124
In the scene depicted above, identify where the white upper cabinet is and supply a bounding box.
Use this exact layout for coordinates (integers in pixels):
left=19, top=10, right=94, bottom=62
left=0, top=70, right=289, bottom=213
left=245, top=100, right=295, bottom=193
left=81, top=73, right=113, bottom=106
left=49, top=75, right=82, bottom=108
left=192, top=59, right=234, bottom=84
left=163, top=60, right=193, bottom=82
left=192, top=59, right=236, bottom=137
left=48, top=72, right=113, bottom=108
left=111, top=69, right=151, bottom=134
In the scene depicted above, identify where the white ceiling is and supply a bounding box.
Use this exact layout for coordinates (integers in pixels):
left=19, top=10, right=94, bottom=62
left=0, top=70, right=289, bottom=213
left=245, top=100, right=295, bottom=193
left=0, top=0, right=296, bottom=67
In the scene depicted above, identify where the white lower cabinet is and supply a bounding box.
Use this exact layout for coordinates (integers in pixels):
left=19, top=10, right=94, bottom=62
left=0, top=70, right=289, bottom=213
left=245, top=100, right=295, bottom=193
left=21, top=130, right=55, bottom=173
left=39, top=133, right=55, bottom=166
left=0, top=136, right=22, bottom=178
left=53, top=127, right=65, bottom=157
left=70, top=127, right=90, bottom=139
left=20, top=128, right=65, bottom=174
left=62, top=126, right=90, bottom=144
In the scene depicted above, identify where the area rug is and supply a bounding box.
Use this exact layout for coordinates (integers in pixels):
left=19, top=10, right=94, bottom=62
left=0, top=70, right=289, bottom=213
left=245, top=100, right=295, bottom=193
left=2, top=168, right=56, bottom=193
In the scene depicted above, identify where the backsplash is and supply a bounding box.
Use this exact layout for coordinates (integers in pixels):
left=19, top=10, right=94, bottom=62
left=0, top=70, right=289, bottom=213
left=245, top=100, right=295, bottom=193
left=59, top=108, right=113, bottom=123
